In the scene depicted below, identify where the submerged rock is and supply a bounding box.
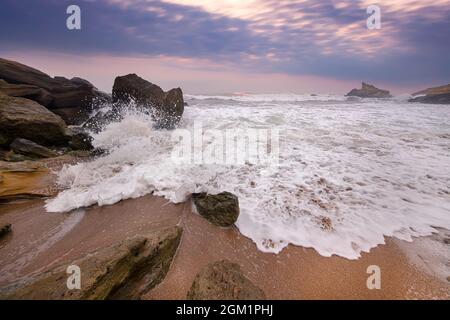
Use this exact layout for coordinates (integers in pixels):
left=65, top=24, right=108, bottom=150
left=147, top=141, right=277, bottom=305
left=346, top=82, right=392, bottom=98
left=0, top=223, right=12, bottom=238
left=409, top=84, right=450, bottom=104
left=10, top=138, right=58, bottom=159
left=192, top=192, right=240, bottom=227
left=2, top=226, right=183, bottom=300
left=187, top=260, right=266, bottom=300
left=0, top=93, right=70, bottom=147
left=112, top=74, right=184, bottom=129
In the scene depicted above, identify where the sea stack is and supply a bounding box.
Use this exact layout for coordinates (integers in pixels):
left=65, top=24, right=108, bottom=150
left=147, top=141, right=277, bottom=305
left=409, top=84, right=450, bottom=104
left=346, top=82, right=392, bottom=98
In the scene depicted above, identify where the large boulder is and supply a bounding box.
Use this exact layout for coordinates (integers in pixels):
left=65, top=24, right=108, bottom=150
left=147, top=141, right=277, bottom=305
left=187, top=260, right=266, bottom=300
left=0, top=58, right=110, bottom=124
left=346, top=82, right=392, bottom=98
left=409, top=84, right=450, bottom=104
left=192, top=192, right=240, bottom=227
left=0, top=93, right=70, bottom=147
left=112, top=74, right=184, bottom=129
left=1, top=226, right=182, bottom=300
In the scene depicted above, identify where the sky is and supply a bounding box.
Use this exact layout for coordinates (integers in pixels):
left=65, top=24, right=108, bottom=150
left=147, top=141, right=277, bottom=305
left=0, top=0, right=449, bottom=94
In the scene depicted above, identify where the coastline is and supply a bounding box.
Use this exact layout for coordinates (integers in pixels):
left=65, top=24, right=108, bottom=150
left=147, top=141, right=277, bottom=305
left=1, top=191, right=448, bottom=299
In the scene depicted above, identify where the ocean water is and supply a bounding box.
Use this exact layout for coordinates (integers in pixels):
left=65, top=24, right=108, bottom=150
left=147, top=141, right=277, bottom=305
left=45, top=94, right=450, bottom=259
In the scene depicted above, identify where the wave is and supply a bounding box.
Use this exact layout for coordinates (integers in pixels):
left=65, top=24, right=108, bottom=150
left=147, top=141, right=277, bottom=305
left=46, top=99, right=450, bottom=259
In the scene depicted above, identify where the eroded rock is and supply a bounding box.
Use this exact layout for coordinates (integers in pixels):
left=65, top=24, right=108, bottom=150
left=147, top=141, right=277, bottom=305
left=0, top=58, right=110, bottom=124
left=187, top=260, right=266, bottom=300
left=112, top=74, right=184, bottom=129
left=10, top=138, right=58, bottom=159
left=346, top=82, right=392, bottom=98
left=409, top=84, right=450, bottom=104
left=1, top=226, right=183, bottom=300
left=0, top=93, right=70, bottom=147
left=192, top=192, right=240, bottom=227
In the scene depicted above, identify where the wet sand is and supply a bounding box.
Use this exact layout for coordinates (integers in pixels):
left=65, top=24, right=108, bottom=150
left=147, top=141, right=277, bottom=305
left=1, top=194, right=448, bottom=299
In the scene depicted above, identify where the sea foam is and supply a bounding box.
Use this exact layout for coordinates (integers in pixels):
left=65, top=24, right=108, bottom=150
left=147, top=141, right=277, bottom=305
left=46, top=94, right=450, bottom=259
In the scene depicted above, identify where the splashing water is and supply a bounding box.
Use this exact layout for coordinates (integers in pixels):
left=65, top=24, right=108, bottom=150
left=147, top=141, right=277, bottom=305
left=46, top=94, right=450, bottom=259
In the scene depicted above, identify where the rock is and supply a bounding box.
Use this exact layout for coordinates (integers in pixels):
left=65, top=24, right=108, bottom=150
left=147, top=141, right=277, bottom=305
left=346, top=82, right=392, bottom=98
left=68, top=127, right=94, bottom=151
left=0, top=161, right=55, bottom=200
left=0, top=223, right=12, bottom=238
left=10, top=138, right=59, bottom=159
left=192, top=192, right=240, bottom=227
left=187, top=260, right=266, bottom=300
left=82, top=108, right=123, bottom=133
left=412, top=84, right=450, bottom=96
left=0, top=150, right=31, bottom=162
left=409, top=84, right=450, bottom=104
left=409, top=93, right=450, bottom=104
left=0, top=93, right=70, bottom=147
left=0, top=58, right=110, bottom=124
left=0, top=79, right=52, bottom=106
left=51, top=107, right=91, bottom=126
left=112, top=74, right=184, bottom=129
left=2, top=226, right=182, bottom=300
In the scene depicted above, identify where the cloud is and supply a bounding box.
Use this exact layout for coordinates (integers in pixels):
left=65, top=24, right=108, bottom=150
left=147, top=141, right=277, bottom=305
left=0, top=0, right=449, bottom=88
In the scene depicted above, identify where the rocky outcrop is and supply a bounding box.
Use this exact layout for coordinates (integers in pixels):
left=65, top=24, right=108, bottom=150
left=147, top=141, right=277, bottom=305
left=409, top=84, right=450, bottom=104
left=68, top=127, right=94, bottom=151
left=112, top=74, right=184, bottom=129
left=192, top=192, right=240, bottom=227
left=0, top=58, right=110, bottom=124
left=187, top=260, right=266, bottom=300
left=346, top=82, right=392, bottom=98
left=0, top=223, right=12, bottom=239
left=10, top=138, right=58, bottom=159
left=0, top=79, right=52, bottom=106
left=0, top=93, right=70, bottom=147
left=2, top=226, right=182, bottom=300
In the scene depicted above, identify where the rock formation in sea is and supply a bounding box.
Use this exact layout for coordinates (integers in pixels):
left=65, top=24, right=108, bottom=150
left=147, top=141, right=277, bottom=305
left=187, top=260, right=266, bottom=300
left=409, top=83, right=450, bottom=104
left=112, top=73, right=184, bottom=129
left=346, top=82, right=392, bottom=98
left=192, top=192, right=240, bottom=227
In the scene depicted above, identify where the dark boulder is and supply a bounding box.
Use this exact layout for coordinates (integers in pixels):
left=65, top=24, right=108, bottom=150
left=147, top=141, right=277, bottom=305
left=187, top=260, right=266, bottom=300
left=112, top=74, right=184, bottom=129
left=0, top=58, right=110, bottom=124
left=1, top=226, right=182, bottom=300
left=192, top=192, right=240, bottom=227
left=0, top=93, right=70, bottom=147
left=346, top=82, right=392, bottom=98
left=10, top=138, right=59, bottom=159
left=0, top=223, right=12, bottom=239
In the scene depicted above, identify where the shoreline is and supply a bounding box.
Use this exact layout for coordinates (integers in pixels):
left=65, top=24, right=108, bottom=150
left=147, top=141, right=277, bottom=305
left=1, top=193, right=448, bottom=299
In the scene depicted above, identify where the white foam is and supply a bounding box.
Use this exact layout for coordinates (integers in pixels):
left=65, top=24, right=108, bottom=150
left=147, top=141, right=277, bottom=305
left=46, top=95, right=450, bottom=259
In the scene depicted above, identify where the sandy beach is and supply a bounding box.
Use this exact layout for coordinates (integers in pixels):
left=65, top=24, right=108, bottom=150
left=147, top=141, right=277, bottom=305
left=1, top=188, right=448, bottom=299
